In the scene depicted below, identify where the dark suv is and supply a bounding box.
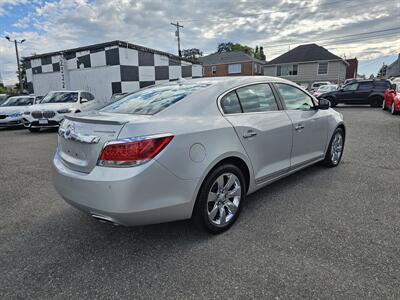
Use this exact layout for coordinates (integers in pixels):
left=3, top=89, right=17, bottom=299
left=318, top=79, right=391, bottom=107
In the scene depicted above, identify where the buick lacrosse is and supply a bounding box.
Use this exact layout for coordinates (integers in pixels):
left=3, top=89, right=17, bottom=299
left=53, top=77, right=345, bottom=233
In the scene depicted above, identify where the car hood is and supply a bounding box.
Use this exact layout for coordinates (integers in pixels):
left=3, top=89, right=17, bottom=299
left=0, top=106, right=32, bottom=115
left=27, top=102, right=77, bottom=111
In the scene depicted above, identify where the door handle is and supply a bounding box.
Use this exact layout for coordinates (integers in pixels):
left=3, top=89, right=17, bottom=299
left=295, top=124, right=305, bottom=131
left=243, top=130, right=258, bottom=138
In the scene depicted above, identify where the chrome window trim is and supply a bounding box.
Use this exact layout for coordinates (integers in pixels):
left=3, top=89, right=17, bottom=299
left=217, top=81, right=312, bottom=116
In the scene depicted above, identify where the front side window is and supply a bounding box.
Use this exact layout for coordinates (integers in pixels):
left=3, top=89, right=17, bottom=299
left=275, top=83, right=314, bottom=110
left=221, top=91, right=242, bottom=114
left=318, top=62, right=328, bottom=75
left=101, top=83, right=210, bottom=115
left=277, top=64, right=298, bottom=76
left=41, top=92, right=79, bottom=103
left=1, top=97, right=34, bottom=107
left=236, top=84, right=279, bottom=113
left=228, top=64, right=242, bottom=74
left=343, top=83, right=359, bottom=91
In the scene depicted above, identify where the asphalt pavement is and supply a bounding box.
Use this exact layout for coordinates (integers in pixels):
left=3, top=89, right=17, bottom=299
left=0, top=106, right=399, bottom=299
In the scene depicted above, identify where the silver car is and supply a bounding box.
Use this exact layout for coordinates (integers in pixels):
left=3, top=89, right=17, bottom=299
left=53, top=77, right=345, bottom=233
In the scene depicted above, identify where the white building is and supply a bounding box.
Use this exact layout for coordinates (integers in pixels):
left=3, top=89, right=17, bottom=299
left=24, top=40, right=203, bottom=102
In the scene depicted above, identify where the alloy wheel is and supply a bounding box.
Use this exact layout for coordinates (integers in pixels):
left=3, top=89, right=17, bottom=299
left=330, top=132, right=343, bottom=165
left=207, top=173, right=241, bottom=227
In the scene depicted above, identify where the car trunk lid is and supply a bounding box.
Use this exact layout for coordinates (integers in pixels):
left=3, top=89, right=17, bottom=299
left=58, top=112, right=151, bottom=173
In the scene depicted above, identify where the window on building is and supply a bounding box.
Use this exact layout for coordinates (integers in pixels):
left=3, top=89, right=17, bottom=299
left=228, top=64, right=242, bottom=74
left=277, top=64, right=298, bottom=76
left=318, top=62, right=328, bottom=75
left=275, top=83, right=315, bottom=110
left=236, top=84, right=279, bottom=113
left=211, top=66, right=216, bottom=76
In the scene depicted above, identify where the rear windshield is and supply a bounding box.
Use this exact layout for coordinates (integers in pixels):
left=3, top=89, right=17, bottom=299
left=1, top=97, right=34, bottom=107
left=101, top=83, right=210, bottom=115
left=41, top=92, right=79, bottom=103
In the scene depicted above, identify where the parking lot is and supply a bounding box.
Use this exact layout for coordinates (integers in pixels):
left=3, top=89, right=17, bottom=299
left=0, top=106, right=399, bottom=299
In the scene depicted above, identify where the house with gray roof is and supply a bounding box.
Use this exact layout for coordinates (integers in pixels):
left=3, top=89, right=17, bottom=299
left=264, top=44, right=348, bottom=88
left=198, top=51, right=266, bottom=77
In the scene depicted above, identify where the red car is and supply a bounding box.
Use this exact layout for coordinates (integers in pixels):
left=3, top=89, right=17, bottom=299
left=383, top=84, right=400, bottom=115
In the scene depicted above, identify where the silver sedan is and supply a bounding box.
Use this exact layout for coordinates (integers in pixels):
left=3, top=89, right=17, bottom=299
left=53, top=76, right=345, bottom=233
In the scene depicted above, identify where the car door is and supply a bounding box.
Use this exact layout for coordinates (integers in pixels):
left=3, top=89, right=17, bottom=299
left=274, top=83, right=328, bottom=169
left=354, top=82, right=373, bottom=103
left=221, top=83, right=293, bottom=183
left=337, top=82, right=359, bottom=103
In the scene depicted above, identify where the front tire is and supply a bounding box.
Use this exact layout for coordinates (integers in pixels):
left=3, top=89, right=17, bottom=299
left=392, top=102, right=397, bottom=115
left=193, top=164, right=246, bottom=234
left=28, top=128, right=40, bottom=133
left=322, top=128, right=345, bottom=167
left=326, top=97, right=337, bottom=107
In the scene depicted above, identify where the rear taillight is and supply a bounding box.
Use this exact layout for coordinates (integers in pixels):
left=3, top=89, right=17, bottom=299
left=98, top=134, right=173, bottom=167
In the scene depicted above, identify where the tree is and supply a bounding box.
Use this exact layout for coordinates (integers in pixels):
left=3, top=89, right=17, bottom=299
left=377, top=64, right=387, bottom=78
left=15, top=58, right=28, bottom=92
left=216, top=42, right=266, bottom=60
left=217, top=42, right=234, bottom=53
left=182, top=48, right=203, bottom=60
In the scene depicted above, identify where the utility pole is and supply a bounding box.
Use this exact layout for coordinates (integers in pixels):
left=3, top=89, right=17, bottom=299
left=170, top=21, right=184, bottom=57
left=5, top=36, right=25, bottom=93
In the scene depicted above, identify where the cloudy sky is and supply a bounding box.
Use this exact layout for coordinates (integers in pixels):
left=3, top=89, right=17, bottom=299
left=0, top=0, right=399, bottom=85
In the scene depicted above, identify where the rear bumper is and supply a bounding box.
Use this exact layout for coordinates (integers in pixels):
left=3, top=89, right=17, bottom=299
left=53, top=151, right=199, bottom=226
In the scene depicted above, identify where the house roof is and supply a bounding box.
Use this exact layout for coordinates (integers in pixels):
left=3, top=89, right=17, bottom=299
left=198, top=51, right=266, bottom=66
left=267, top=44, right=344, bottom=65
left=23, top=40, right=196, bottom=64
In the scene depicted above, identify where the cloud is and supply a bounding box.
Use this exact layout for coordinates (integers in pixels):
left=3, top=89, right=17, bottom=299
left=1, top=0, right=399, bottom=85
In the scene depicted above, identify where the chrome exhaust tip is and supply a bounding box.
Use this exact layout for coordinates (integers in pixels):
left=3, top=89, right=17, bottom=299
left=90, top=213, right=119, bottom=226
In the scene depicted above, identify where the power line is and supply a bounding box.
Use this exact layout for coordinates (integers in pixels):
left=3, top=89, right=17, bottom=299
left=264, top=27, right=400, bottom=49
left=179, top=0, right=384, bottom=23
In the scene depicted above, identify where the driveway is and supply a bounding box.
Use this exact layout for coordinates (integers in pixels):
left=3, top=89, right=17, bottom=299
left=0, top=106, right=399, bottom=299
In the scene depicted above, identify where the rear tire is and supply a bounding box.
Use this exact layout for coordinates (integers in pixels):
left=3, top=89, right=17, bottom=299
left=193, top=164, right=246, bottom=234
left=28, top=128, right=40, bottom=133
left=369, top=96, right=382, bottom=107
left=322, top=128, right=345, bottom=167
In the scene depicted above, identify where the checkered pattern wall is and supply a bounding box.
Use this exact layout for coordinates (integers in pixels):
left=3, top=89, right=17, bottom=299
left=25, top=43, right=203, bottom=97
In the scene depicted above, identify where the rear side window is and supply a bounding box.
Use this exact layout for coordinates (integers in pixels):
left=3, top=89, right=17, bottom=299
left=101, top=83, right=210, bottom=115
left=275, top=83, right=314, bottom=110
left=236, top=84, right=278, bottom=113
left=221, top=92, right=242, bottom=114
left=374, top=81, right=390, bottom=89
left=358, top=82, right=373, bottom=90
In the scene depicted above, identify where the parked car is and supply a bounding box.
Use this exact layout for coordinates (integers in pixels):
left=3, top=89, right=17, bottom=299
left=0, top=94, right=9, bottom=105
left=313, top=84, right=338, bottom=97
left=23, top=90, right=96, bottom=132
left=0, top=95, right=35, bottom=127
left=343, top=78, right=360, bottom=86
left=53, top=77, right=345, bottom=233
left=310, top=81, right=331, bottom=93
left=383, top=84, right=400, bottom=115
left=318, top=79, right=391, bottom=107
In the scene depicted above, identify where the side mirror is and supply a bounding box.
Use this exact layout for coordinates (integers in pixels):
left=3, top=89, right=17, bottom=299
left=80, top=98, right=88, bottom=103
left=318, top=98, right=330, bottom=110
